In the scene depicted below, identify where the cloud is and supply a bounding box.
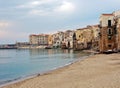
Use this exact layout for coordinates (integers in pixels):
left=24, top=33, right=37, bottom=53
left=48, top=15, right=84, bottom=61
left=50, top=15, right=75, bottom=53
left=17, top=0, right=76, bottom=16
left=54, top=1, right=75, bottom=13
left=17, top=0, right=57, bottom=8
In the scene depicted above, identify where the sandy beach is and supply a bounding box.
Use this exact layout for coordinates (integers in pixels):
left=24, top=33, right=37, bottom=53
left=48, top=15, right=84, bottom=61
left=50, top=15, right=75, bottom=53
left=1, top=53, right=120, bottom=88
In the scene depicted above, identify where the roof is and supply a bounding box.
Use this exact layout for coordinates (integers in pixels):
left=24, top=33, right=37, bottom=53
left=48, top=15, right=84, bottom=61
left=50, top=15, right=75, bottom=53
left=29, top=34, right=37, bottom=36
left=101, top=14, right=113, bottom=16
left=77, top=27, right=88, bottom=30
left=30, top=34, right=49, bottom=36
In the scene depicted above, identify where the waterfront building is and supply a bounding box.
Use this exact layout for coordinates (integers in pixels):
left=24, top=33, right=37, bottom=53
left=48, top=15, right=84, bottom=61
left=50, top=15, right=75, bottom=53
left=87, top=25, right=99, bottom=50
left=75, top=27, right=89, bottom=50
left=52, top=31, right=64, bottom=48
left=29, top=34, right=49, bottom=46
left=75, top=27, right=92, bottom=50
left=113, top=10, right=120, bottom=51
left=63, top=30, right=74, bottom=49
left=99, top=10, right=120, bottom=53
left=74, top=25, right=99, bottom=50
left=48, top=35, right=53, bottom=46
left=52, top=30, right=74, bottom=49
left=29, top=34, right=38, bottom=45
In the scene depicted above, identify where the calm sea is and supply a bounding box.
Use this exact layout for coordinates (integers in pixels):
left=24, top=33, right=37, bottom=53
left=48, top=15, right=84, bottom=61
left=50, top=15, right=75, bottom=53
left=0, top=49, right=91, bottom=85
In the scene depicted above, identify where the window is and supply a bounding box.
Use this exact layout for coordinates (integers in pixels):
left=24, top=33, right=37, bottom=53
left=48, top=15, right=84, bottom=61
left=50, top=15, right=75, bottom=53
left=108, top=28, right=112, bottom=35
left=108, top=20, right=111, bottom=27
left=108, top=45, right=112, bottom=48
left=108, top=36, right=112, bottom=40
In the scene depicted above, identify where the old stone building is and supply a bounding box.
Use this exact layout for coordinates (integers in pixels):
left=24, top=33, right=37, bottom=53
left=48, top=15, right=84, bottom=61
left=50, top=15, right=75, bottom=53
left=99, top=10, right=120, bottom=53
left=63, top=30, right=74, bottom=49
left=29, top=34, right=49, bottom=45
left=74, top=25, right=99, bottom=50
left=52, top=31, right=64, bottom=48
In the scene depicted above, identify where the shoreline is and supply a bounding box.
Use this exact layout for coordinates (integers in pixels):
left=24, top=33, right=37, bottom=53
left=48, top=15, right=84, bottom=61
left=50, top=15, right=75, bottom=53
left=0, top=53, right=93, bottom=88
left=2, top=53, right=120, bottom=88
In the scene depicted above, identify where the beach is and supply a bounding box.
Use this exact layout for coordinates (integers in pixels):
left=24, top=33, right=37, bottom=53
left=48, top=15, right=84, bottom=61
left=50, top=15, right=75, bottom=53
left=1, top=53, right=120, bottom=88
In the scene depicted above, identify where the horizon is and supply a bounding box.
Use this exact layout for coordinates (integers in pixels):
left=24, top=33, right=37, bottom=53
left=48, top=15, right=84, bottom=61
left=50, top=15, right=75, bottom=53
left=0, top=0, right=120, bottom=44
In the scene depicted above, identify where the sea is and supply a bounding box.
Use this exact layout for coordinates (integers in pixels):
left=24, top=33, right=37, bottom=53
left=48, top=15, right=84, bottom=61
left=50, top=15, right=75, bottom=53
left=0, top=49, right=92, bottom=86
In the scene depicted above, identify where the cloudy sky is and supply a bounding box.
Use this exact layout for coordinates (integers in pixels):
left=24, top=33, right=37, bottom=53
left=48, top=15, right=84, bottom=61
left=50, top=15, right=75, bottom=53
left=0, top=0, right=120, bottom=44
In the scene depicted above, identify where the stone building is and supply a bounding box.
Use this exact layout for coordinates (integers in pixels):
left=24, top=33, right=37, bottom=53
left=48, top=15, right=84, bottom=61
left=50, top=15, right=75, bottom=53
left=52, top=30, right=74, bottom=49
left=87, top=25, right=99, bottom=50
left=48, top=35, right=53, bottom=46
left=29, top=34, right=49, bottom=45
left=52, top=31, right=64, bottom=48
left=113, top=10, right=120, bottom=51
left=99, top=10, right=120, bottom=53
left=63, top=30, right=74, bottom=49
left=75, top=25, right=99, bottom=50
left=29, top=34, right=38, bottom=45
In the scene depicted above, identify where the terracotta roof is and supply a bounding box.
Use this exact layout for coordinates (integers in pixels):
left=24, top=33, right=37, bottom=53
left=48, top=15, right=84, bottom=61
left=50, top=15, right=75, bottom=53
left=30, top=34, right=37, bottom=36
left=102, top=14, right=113, bottom=16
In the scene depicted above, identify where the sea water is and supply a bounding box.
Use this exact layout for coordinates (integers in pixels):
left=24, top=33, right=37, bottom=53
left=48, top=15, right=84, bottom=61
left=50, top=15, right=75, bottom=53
left=0, top=49, right=91, bottom=85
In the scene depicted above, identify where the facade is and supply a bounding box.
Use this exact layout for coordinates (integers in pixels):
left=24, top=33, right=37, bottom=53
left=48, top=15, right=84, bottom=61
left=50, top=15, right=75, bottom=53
left=29, top=34, right=49, bottom=45
left=52, top=31, right=64, bottom=48
left=87, top=25, right=99, bottom=50
left=99, top=11, right=120, bottom=53
left=63, top=30, right=74, bottom=49
left=48, top=35, right=53, bottom=46
left=52, top=30, right=74, bottom=49
left=113, top=10, right=120, bottom=51
left=75, top=25, right=99, bottom=50
left=29, top=34, right=38, bottom=45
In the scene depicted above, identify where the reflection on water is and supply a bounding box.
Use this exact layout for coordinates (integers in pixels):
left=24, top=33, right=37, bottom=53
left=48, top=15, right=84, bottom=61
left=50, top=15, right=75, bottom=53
left=0, top=49, right=92, bottom=85
left=29, top=49, right=73, bottom=56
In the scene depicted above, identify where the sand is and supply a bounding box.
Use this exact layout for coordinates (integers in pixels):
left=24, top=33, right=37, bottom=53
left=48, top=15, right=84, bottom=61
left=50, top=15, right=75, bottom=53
left=1, top=53, right=120, bottom=88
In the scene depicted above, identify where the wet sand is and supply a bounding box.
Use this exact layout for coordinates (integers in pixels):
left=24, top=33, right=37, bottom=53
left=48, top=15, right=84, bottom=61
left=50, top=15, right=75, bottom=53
left=1, top=53, right=120, bottom=88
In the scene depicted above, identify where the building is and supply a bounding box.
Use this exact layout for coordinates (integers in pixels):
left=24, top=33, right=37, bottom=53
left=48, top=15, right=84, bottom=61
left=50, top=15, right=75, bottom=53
left=99, top=10, right=120, bottom=53
left=52, top=31, right=64, bottom=48
left=51, top=30, right=74, bottom=49
left=75, top=25, right=99, bottom=50
left=87, top=25, right=99, bottom=50
left=29, top=34, right=49, bottom=46
left=29, top=34, right=38, bottom=45
left=63, top=30, right=74, bottom=49
left=48, top=35, right=53, bottom=46
left=113, top=10, right=120, bottom=51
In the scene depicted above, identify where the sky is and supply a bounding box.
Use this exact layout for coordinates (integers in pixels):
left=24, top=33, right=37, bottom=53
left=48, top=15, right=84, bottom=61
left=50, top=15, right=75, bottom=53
left=0, top=0, right=120, bottom=44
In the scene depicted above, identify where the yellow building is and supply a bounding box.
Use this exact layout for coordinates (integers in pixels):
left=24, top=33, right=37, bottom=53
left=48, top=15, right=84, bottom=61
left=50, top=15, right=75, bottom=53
left=75, top=25, right=99, bottom=50
left=48, top=35, right=53, bottom=46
